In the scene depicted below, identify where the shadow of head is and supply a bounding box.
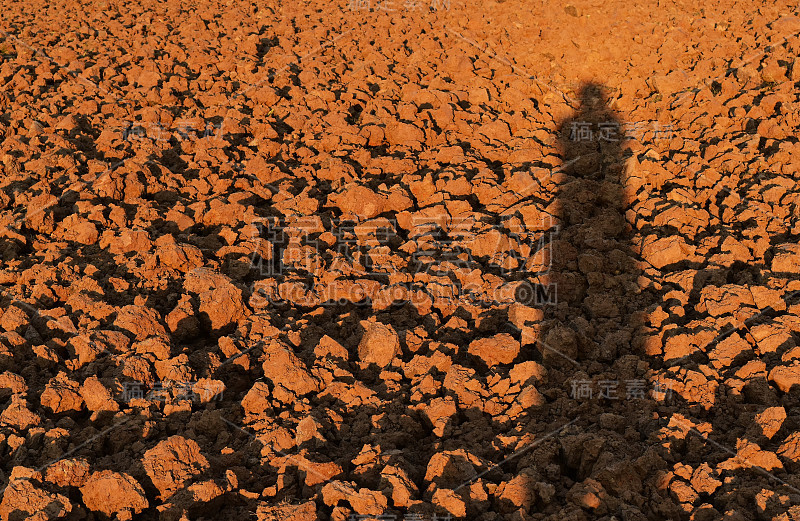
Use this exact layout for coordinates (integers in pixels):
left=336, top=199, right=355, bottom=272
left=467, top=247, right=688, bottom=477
left=555, top=81, right=626, bottom=184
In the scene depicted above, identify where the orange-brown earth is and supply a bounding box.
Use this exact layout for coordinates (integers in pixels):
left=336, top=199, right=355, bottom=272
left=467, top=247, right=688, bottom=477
left=1, top=0, right=800, bottom=519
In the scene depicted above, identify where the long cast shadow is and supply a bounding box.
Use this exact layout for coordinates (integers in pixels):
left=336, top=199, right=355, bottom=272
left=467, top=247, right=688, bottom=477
left=521, top=81, right=684, bottom=519
left=529, top=80, right=800, bottom=521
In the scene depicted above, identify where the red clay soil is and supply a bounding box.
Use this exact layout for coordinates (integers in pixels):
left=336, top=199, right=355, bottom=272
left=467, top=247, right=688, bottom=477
left=1, top=0, right=800, bottom=520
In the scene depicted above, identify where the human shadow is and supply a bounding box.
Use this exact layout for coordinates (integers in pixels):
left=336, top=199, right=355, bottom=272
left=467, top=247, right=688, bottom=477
left=520, top=80, right=800, bottom=521
left=509, top=81, right=687, bottom=520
